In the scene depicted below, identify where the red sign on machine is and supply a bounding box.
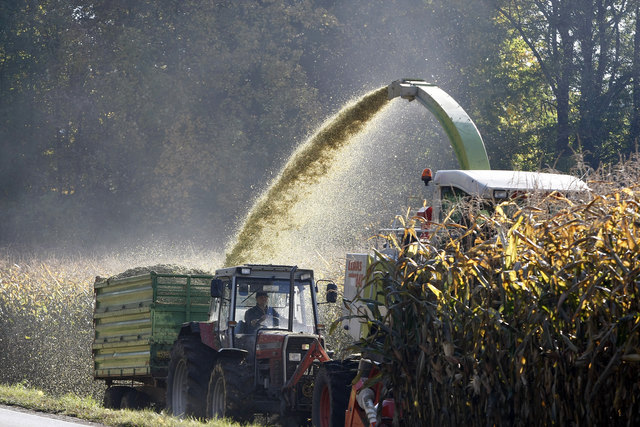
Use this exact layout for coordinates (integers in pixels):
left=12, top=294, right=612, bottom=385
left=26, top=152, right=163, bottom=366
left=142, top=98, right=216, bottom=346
left=343, top=253, right=369, bottom=341
left=346, top=257, right=365, bottom=288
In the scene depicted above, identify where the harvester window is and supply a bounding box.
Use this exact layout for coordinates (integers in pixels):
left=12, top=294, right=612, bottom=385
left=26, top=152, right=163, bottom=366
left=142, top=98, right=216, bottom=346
left=440, top=186, right=494, bottom=230
left=440, top=186, right=470, bottom=225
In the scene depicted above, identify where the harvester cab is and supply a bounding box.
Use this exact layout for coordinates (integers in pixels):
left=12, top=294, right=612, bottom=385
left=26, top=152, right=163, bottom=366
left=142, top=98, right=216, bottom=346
left=422, top=168, right=590, bottom=240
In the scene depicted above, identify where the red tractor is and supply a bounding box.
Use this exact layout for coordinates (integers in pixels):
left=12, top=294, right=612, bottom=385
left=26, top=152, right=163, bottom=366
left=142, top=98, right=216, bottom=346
left=166, top=264, right=337, bottom=425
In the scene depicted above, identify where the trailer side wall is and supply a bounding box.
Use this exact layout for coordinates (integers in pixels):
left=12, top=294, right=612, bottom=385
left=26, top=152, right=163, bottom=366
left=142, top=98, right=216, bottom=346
left=93, top=272, right=212, bottom=380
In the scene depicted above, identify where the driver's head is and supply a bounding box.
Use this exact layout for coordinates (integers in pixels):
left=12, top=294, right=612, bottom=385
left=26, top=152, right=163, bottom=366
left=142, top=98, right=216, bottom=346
left=256, top=291, right=268, bottom=306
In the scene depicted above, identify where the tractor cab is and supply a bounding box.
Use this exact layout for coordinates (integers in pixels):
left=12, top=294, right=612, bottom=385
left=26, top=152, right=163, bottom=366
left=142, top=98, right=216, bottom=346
left=208, top=265, right=320, bottom=349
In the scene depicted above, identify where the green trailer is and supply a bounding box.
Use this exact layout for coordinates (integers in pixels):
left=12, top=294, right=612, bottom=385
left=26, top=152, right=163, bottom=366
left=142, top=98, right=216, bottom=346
left=93, top=271, right=213, bottom=408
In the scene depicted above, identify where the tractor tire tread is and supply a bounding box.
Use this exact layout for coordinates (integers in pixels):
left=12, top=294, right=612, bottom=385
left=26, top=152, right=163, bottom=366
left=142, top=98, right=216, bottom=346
left=207, top=358, right=252, bottom=422
left=166, top=335, right=215, bottom=419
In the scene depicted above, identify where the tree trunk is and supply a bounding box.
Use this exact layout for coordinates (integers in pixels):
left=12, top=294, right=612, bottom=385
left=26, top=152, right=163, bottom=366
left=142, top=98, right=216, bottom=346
left=555, top=1, right=575, bottom=169
left=576, top=1, right=597, bottom=167
left=556, top=80, right=570, bottom=161
left=631, top=4, right=640, bottom=151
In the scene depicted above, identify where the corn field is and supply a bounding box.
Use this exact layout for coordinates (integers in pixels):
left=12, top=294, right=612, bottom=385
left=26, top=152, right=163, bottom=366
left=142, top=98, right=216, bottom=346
left=348, top=178, right=640, bottom=425
left=0, top=256, right=101, bottom=396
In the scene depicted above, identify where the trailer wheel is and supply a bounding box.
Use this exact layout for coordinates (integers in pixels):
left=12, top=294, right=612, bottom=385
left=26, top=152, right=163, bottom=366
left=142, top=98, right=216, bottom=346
left=207, top=358, right=251, bottom=422
left=103, top=386, right=128, bottom=409
left=166, top=335, right=215, bottom=419
left=312, top=362, right=358, bottom=427
left=121, top=388, right=150, bottom=410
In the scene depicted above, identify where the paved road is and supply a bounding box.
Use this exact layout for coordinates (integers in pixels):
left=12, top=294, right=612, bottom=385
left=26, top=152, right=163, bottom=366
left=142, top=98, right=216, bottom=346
left=0, top=405, right=102, bottom=427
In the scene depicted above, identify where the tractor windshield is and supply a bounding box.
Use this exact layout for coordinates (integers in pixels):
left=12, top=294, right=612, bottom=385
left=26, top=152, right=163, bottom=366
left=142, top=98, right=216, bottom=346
left=234, top=277, right=316, bottom=334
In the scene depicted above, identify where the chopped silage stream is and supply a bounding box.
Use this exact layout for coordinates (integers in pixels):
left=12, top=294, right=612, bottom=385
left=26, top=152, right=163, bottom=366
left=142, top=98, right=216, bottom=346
left=224, top=87, right=390, bottom=266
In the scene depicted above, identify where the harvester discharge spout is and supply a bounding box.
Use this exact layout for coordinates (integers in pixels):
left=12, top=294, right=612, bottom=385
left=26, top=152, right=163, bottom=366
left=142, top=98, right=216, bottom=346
left=388, top=78, right=491, bottom=170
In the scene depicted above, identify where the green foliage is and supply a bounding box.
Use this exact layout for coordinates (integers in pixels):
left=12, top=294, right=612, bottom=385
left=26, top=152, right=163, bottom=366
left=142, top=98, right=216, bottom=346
left=0, top=1, right=332, bottom=247
left=3, top=0, right=640, bottom=249
left=483, top=34, right=558, bottom=169
left=350, top=185, right=640, bottom=425
left=488, top=0, right=640, bottom=169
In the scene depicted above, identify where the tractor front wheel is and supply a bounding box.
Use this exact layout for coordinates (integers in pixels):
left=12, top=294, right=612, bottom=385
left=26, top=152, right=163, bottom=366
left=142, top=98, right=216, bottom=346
left=312, top=361, right=358, bottom=427
left=207, top=358, right=252, bottom=422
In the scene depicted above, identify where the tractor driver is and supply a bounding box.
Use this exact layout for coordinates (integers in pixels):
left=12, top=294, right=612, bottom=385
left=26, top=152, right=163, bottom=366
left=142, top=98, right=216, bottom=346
left=244, top=290, right=280, bottom=332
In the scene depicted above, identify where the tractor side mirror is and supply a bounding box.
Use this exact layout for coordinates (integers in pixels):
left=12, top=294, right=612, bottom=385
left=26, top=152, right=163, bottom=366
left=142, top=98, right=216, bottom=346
left=210, top=279, right=223, bottom=298
left=326, top=282, right=338, bottom=303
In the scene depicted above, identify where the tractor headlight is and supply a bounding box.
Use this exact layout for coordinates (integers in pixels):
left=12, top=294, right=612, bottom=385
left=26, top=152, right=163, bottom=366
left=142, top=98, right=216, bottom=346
left=289, top=353, right=301, bottom=362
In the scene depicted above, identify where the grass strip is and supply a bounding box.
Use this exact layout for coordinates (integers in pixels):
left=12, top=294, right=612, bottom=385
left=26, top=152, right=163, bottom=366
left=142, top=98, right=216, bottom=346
left=0, top=383, right=246, bottom=426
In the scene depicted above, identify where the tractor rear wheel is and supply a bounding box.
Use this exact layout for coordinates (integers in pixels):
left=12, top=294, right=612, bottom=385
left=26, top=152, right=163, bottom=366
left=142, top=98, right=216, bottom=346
left=207, top=358, right=251, bottom=422
left=166, top=335, right=215, bottom=419
left=312, top=361, right=358, bottom=427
